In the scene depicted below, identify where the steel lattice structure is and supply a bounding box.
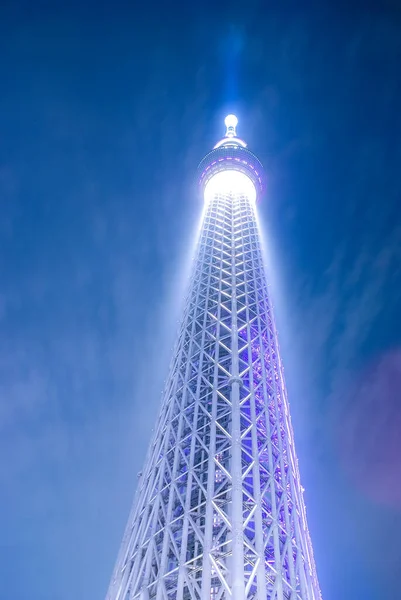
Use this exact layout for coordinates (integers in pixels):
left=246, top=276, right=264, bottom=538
left=106, top=116, right=322, bottom=600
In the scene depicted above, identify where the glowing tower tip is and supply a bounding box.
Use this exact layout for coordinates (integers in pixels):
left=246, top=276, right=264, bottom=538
left=224, top=114, right=238, bottom=137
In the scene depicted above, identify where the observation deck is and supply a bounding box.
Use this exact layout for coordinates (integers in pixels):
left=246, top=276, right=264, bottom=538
left=198, top=115, right=265, bottom=200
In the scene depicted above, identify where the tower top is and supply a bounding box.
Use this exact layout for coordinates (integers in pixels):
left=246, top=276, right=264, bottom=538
left=198, top=114, right=265, bottom=200
left=214, top=115, right=246, bottom=150
left=224, top=114, right=238, bottom=137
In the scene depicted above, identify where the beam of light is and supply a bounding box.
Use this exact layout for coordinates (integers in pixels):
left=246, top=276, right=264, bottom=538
left=220, top=25, right=243, bottom=106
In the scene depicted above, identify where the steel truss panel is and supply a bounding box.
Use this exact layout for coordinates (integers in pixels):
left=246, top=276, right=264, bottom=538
left=106, top=191, right=322, bottom=600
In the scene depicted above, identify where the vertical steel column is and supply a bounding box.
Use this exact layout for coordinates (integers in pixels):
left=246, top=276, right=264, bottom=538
left=229, top=196, right=246, bottom=600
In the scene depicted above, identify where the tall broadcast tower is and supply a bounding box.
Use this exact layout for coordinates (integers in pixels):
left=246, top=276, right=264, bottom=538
left=106, top=116, right=322, bottom=600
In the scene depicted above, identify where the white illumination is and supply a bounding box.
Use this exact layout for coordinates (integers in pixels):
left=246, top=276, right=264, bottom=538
left=204, top=170, right=256, bottom=203
left=224, top=114, right=238, bottom=138
left=224, top=114, right=238, bottom=129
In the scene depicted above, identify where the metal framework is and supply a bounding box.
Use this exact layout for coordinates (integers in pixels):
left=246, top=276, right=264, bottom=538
left=106, top=117, right=322, bottom=600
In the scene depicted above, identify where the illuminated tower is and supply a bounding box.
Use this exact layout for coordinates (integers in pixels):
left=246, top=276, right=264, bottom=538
left=106, top=116, right=322, bottom=600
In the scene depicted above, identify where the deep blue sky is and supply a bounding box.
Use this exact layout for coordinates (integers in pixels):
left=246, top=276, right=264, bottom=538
left=1, top=1, right=401, bottom=599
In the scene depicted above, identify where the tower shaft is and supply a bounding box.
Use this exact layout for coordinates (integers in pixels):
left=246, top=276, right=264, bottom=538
left=106, top=186, right=321, bottom=600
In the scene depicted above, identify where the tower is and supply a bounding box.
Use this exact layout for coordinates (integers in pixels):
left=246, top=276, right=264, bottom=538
left=106, top=116, right=322, bottom=600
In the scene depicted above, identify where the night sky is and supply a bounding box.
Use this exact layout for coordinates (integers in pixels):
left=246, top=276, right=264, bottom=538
left=1, top=2, right=401, bottom=599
